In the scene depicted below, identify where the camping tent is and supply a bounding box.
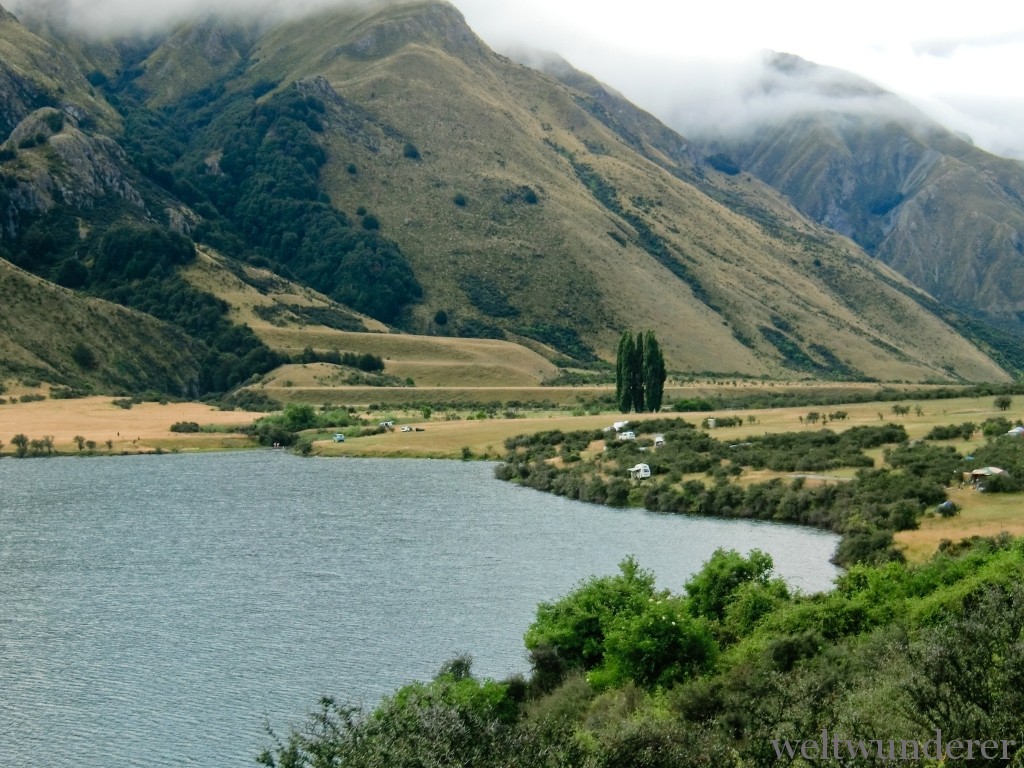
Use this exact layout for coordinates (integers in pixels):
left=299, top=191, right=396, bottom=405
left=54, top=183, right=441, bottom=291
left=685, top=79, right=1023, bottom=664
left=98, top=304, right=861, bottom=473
left=971, top=466, right=1006, bottom=478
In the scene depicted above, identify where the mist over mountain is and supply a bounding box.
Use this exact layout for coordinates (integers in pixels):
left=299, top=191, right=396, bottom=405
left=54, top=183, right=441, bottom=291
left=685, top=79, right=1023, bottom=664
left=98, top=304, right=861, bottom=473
left=679, top=53, right=1024, bottom=338
left=651, top=51, right=931, bottom=140
left=4, top=0, right=372, bottom=35
left=0, top=0, right=1019, bottom=393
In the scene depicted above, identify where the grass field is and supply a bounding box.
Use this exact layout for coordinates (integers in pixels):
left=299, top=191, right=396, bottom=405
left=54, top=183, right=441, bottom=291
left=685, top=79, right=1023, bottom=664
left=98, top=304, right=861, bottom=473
left=0, top=396, right=264, bottom=454
left=2, top=385, right=1021, bottom=562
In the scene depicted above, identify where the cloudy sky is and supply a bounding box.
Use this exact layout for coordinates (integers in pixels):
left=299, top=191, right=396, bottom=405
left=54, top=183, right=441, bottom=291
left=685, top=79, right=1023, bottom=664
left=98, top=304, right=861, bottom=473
left=454, top=0, right=1024, bottom=158
left=10, top=0, right=1024, bottom=158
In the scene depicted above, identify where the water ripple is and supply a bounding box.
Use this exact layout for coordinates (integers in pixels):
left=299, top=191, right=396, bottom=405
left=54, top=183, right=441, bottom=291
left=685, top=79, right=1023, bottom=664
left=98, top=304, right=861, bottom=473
left=0, top=452, right=839, bottom=767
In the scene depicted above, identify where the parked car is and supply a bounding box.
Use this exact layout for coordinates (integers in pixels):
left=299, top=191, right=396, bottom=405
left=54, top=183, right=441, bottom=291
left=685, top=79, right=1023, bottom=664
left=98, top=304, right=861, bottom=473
left=332, top=433, right=346, bottom=443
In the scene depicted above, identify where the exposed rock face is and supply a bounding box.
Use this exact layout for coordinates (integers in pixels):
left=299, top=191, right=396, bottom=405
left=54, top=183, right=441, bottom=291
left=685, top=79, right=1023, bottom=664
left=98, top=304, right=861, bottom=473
left=0, top=108, right=145, bottom=239
left=0, top=66, right=59, bottom=141
left=690, top=54, right=1024, bottom=325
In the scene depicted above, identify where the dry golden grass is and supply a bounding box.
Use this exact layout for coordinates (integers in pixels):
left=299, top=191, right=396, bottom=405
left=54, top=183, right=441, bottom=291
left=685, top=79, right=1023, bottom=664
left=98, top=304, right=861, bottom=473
left=254, top=328, right=559, bottom=388
left=314, top=412, right=653, bottom=460
left=0, top=396, right=263, bottom=454
left=895, top=488, right=1024, bottom=562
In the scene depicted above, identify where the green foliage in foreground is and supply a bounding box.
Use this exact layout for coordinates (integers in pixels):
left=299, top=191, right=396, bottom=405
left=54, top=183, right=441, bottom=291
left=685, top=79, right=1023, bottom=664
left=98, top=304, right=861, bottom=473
left=261, top=538, right=1024, bottom=767
left=525, top=557, right=717, bottom=691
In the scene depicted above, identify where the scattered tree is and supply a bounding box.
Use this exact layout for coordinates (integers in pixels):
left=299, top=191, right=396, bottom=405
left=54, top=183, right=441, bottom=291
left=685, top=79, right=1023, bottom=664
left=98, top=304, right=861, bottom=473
left=630, top=332, right=645, bottom=413
left=995, top=394, right=1013, bottom=411
left=70, top=342, right=97, bottom=370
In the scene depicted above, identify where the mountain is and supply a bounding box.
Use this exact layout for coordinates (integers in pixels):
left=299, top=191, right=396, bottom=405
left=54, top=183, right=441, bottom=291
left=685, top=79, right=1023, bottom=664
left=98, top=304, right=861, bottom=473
left=0, top=2, right=1014, bottom=392
left=688, top=52, right=1024, bottom=337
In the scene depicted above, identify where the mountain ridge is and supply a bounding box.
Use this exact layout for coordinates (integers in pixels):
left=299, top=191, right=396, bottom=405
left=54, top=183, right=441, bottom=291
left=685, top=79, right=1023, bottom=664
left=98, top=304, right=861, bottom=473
left=685, top=53, right=1024, bottom=329
left=0, top=1, right=1015, bottom=394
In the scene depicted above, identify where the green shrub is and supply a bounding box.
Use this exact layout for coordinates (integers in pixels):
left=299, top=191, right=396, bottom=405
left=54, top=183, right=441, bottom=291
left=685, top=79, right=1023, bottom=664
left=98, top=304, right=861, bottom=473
left=70, top=342, right=98, bottom=370
left=684, top=548, right=775, bottom=622
left=525, top=557, right=717, bottom=691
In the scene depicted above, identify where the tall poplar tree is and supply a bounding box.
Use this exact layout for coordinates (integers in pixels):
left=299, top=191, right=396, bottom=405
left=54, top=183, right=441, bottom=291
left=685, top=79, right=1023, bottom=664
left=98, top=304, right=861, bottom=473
left=616, top=329, right=667, bottom=413
left=630, top=331, right=646, bottom=413
left=643, top=330, right=666, bottom=412
left=616, top=332, right=634, bottom=413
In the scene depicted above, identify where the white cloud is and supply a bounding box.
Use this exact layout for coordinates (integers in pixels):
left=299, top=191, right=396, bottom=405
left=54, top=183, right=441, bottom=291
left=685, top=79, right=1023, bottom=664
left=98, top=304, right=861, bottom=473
left=454, top=0, right=1024, bottom=158
left=5, top=0, right=366, bottom=35
left=7, top=0, right=1024, bottom=157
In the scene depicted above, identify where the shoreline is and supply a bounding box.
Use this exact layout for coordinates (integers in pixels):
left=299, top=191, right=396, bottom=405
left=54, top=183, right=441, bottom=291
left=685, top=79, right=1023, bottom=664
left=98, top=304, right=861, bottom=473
left=3, top=393, right=1023, bottom=562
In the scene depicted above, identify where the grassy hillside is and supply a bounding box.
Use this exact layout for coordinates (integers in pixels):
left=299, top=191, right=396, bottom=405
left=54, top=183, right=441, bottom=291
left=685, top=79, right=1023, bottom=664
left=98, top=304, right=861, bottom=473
left=229, top=2, right=1007, bottom=382
left=0, top=6, right=119, bottom=139
left=0, top=259, right=202, bottom=394
left=0, top=0, right=1015, bottom=393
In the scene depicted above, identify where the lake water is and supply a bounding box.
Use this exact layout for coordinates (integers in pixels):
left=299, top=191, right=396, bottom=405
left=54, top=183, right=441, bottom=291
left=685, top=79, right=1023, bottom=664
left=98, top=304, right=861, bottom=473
left=0, top=451, right=840, bottom=767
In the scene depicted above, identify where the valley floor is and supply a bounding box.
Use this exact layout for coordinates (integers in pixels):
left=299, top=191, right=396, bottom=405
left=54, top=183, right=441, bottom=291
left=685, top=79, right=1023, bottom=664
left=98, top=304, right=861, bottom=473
left=2, top=387, right=1023, bottom=562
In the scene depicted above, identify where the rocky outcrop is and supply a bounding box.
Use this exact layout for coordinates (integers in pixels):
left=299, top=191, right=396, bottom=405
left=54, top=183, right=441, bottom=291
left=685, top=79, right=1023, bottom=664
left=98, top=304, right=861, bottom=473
left=0, top=108, right=145, bottom=239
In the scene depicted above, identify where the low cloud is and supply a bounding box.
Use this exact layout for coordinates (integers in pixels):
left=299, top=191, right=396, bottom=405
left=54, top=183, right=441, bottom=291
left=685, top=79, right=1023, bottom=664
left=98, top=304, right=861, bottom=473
left=6, top=0, right=1023, bottom=159
left=543, top=50, right=933, bottom=142
left=4, top=0, right=366, bottom=35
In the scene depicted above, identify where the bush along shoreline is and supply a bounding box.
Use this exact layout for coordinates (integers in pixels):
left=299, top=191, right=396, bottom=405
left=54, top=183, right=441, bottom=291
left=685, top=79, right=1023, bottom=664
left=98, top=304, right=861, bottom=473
left=493, top=418, right=969, bottom=567
left=261, top=537, right=1024, bottom=767
left=257, top=404, right=1024, bottom=767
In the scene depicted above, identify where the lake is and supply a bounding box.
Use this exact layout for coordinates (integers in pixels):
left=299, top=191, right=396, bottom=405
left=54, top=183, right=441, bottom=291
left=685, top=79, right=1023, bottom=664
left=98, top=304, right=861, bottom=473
left=0, top=451, right=840, bottom=767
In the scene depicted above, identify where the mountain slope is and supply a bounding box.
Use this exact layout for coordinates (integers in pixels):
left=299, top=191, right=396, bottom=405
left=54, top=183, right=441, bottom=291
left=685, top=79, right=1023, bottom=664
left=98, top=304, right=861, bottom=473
left=690, top=53, right=1024, bottom=329
left=0, top=2, right=1013, bottom=387
left=0, top=258, right=202, bottom=393
left=194, top=1, right=1004, bottom=381
left=0, top=6, right=118, bottom=140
